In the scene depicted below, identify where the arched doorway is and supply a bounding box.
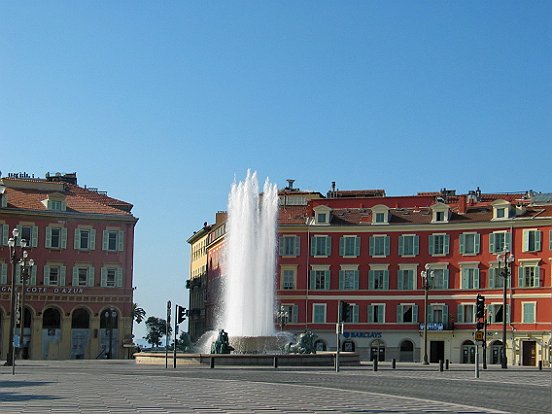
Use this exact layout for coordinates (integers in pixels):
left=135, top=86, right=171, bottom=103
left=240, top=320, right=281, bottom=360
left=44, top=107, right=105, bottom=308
left=19, top=307, right=32, bottom=359
left=71, top=308, right=91, bottom=359
left=42, top=308, right=62, bottom=360
left=461, top=340, right=476, bottom=364
left=370, top=339, right=386, bottom=361
left=100, top=308, right=119, bottom=359
left=489, top=340, right=503, bottom=365
left=399, top=339, right=414, bottom=362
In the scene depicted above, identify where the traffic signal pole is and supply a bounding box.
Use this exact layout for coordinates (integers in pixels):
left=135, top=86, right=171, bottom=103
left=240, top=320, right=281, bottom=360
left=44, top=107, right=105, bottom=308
left=173, top=306, right=178, bottom=368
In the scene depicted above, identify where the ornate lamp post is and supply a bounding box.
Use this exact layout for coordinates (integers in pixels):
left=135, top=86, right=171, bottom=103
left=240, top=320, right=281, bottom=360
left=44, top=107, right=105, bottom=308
left=421, top=264, right=434, bottom=365
left=276, top=305, right=289, bottom=332
left=497, top=249, right=514, bottom=369
left=6, top=228, right=32, bottom=372
left=18, top=250, right=34, bottom=360
left=104, top=308, right=117, bottom=359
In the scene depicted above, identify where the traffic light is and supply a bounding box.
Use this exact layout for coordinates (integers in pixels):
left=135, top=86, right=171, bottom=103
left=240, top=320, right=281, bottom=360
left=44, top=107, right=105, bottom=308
left=340, top=301, right=351, bottom=322
left=177, top=305, right=188, bottom=324
left=476, top=294, right=485, bottom=319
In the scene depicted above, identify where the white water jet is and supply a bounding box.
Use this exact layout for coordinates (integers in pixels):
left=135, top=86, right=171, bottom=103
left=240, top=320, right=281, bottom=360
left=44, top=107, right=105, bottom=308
left=220, top=170, right=279, bottom=338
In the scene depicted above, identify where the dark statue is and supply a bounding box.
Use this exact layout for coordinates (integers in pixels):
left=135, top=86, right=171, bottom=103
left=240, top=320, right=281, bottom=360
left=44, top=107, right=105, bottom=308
left=210, top=329, right=234, bottom=354
left=284, top=331, right=317, bottom=354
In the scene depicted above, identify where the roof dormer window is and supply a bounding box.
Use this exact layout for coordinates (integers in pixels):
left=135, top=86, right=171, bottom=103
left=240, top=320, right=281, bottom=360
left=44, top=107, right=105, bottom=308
left=42, top=193, right=67, bottom=212
left=313, top=205, right=331, bottom=226
left=431, top=202, right=449, bottom=223
left=371, top=204, right=390, bottom=225
left=491, top=200, right=511, bottom=221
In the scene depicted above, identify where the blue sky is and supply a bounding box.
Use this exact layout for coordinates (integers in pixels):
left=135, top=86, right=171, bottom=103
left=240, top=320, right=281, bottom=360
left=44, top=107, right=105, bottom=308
left=1, top=2, right=550, bottom=344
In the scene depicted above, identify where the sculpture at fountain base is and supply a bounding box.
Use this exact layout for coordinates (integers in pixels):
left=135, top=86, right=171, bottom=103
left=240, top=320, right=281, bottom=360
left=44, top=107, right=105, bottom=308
left=284, top=331, right=317, bottom=354
left=210, top=329, right=235, bottom=354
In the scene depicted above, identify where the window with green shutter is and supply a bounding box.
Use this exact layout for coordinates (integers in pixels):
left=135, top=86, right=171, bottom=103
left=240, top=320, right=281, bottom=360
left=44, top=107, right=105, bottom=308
left=429, top=234, right=449, bottom=256
left=279, top=235, right=300, bottom=256
left=522, top=230, right=541, bottom=252
left=522, top=302, right=535, bottom=323
left=310, top=269, right=330, bottom=290
left=370, top=235, right=390, bottom=257
left=398, top=269, right=414, bottom=290
left=489, top=232, right=511, bottom=253
left=339, top=269, right=359, bottom=290
left=461, top=267, right=479, bottom=289
left=0, top=262, right=7, bottom=284
left=340, top=236, right=360, bottom=257
left=1, top=224, right=9, bottom=246
left=399, top=234, right=419, bottom=256
left=369, top=269, right=389, bottom=290
left=313, top=304, right=326, bottom=323
left=518, top=265, right=540, bottom=288
left=460, top=233, right=480, bottom=255
left=368, top=304, right=384, bottom=323
left=311, top=235, right=331, bottom=257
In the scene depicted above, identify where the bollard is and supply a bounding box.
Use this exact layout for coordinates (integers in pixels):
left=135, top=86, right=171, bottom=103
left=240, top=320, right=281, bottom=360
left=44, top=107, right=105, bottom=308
left=373, top=358, right=378, bottom=372
left=210, top=357, right=215, bottom=369
left=439, top=360, right=444, bottom=372
left=392, top=358, right=396, bottom=369
left=273, top=356, right=278, bottom=369
left=445, top=359, right=449, bottom=370
left=538, top=360, right=542, bottom=371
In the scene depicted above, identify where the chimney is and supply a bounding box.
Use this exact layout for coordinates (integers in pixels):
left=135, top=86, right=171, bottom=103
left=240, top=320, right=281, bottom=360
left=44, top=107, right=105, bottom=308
left=458, top=195, right=467, bottom=214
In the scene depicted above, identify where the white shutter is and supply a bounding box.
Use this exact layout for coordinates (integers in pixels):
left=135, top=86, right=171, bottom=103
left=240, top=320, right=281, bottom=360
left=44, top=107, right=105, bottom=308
left=60, top=266, right=66, bottom=286
left=74, top=228, right=80, bottom=249
left=116, top=268, right=123, bottom=288
left=88, top=266, right=95, bottom=287
left=101, top=267, right=107, bottom=287
left=90, top=229, right=96, bottom=250
left=61, top=228, right=67, bottom=249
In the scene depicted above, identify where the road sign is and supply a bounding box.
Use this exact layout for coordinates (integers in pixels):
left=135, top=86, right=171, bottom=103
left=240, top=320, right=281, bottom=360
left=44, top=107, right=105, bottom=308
left=474, top=331, right=484, bottom=341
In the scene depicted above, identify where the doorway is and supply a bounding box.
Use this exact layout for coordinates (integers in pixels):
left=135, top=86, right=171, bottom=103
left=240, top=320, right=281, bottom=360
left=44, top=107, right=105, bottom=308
left=370, top=339, right=386, bottom=361
left=462, top=340, right=476, bottom=364
left=430, top=340, right=445, bottom=363
left=522, top=340, right=536, bottom=366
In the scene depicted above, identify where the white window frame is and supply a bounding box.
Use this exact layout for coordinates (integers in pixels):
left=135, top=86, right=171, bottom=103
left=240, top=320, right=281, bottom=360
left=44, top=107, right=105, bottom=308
left=399, top=234, right=419, bottom=257
left=459, top=232, right=480, bottom=255
left=281, top=265, right=296, bottom=290
left=522, top=229, right=542, bottom=252
left=371, top=204, right=389, bottom=225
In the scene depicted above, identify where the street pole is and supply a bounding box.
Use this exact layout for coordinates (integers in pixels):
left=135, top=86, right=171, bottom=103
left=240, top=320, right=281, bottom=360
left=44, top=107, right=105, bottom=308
left=421, top=264, right=433, bottom=365
left=498, top=250, right=513, bottom=369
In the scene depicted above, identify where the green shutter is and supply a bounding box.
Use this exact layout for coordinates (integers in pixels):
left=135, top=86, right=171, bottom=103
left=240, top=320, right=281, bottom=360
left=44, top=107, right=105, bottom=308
left=384, top=236, right=390, bottom=256
left=101, top=267, right=107, bottom=287
left=413, top=305, right=418, bottom=323
left=378, top=305, right=384, bottom=323
left=74, top=229, right=80, bottom=249
left=88, top=266, right=95, bottom=287
left=459, top=234, right=465, bottom=254
left=45, top=227, right=52, bottom=248
left=30, top=266, right=37, bottom=285
left=398, top=236, right=404, bottom=256
left=535, top=267, right=540, bottom=287
left=90, top=229, right=96, bottom=250
left=61, top=228, right=67, bottom=249
left=444, top=235, right=450, bottom=255
left=1, top=262, right=7, bottom=284
left=429, top=235, right=434, bottom=255
left=443, top=269, right=449, bottom=289
left=116, top=268, right=123, bottom=288
left=2, top=224, right=9, bottom=245
left=60, top=266, right=66, bottom=286
left=414, top=235, right=419, bottom=255
left=443, top=305, right=449, bottom=325
left=474, top=269, right=480, bottom=289
left=474, top=233, right=481, bottom=254
left=72, top=267, right=78, bottom=286
left=368, top=305, right=373, bottom=323
left=398, top=270, right=404, bottom=290
left=506, top=304, right=511, bottom=323
left=309, top=270, right=316, bottom=290
left=383, top=270, right=389, bottom=290
left=489, top=233, right=495, bottom=253
left=102, top=230, right=109, bottom=251
left=461, top=269, right=469, bottom=289
left=324, top=270, right=330, bottom=290
left=505, top=233, right=511, bottom=251
left=523, top=230, right=530, bottom=252
left=294, top=236, right=300, bottom=256
left=457, top=304, right=464, bottom=323
left=489, top=268, right=495, bottom=288
left=518, top=267, right=524, bottom=288
left=369, top=270, right=374, bottom=290
left=427, top=305, right=433, bottom=323
left=535, top=231, right=542, bottom=251
left=339, top=237, right=345, bottom=256
left=325, top=237, right=331, bottom=256
left=310, top=237, right=316, bottom=256
left=31, top=225, right=38, bottom=248
left=397, top=305, right=402, bottom=323
left=118, top=230, right=124, bottom=251
left=369, top=236, right=375, bottom=256
left=339, top=270, right=344, bottom=290
left=355, top=236, right=360, bottom=256
left=279, top=236, right=284, bottom=256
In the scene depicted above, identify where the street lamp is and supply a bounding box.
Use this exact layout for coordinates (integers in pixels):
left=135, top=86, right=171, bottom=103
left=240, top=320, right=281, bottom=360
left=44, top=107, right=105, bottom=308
left=104, top=308, right=117, bottom=359
left=497, top=249, right=514, bottom=369
left=276, top=305, right=289, bottom=332
left=6, top=228, right=32, bottom=372
left=421, top=264, right=434, bottom=365
left=18, top=250, right=34, bottom=360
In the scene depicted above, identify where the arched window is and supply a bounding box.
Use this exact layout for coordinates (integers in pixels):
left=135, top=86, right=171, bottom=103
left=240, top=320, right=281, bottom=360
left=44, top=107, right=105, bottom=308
left=43, top=308, right=61, bottom=330
left=399, top=339, right=414, bottom=362
left=71, top=308, right=90, bottom=329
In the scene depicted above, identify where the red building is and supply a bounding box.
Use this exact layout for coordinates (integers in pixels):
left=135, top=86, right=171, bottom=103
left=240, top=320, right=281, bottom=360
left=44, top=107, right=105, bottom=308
left=190, top=183, right=552, bottom=366
left=0, top=172, right=138, bottom=360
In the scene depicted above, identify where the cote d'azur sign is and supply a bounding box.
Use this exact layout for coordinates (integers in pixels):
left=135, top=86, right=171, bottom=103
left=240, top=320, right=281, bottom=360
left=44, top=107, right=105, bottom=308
left=0, top=286, right=85, bottom=294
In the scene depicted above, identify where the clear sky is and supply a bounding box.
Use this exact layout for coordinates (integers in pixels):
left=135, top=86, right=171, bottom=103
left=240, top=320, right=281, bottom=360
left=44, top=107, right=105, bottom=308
left=1, top=2, right=550, bottom=344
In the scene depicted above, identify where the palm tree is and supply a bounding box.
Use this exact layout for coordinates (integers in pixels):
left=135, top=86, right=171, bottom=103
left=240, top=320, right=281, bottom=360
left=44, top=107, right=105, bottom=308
left=132, top=303, right=146, bottom=324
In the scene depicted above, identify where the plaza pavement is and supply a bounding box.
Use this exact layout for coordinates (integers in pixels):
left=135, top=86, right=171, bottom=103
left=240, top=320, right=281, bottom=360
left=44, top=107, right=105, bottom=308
left=0, top=360, right=550, bottom=413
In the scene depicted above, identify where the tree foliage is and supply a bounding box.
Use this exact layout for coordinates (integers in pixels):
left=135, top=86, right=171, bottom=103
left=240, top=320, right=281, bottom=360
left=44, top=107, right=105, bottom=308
left=144, top=316, right=171, bottom=347
left=132, top=303, right=147, bottom=324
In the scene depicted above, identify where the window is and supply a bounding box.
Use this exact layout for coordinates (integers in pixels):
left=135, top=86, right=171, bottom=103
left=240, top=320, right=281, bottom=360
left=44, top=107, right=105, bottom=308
left=370, top=235, right=390, bottom=257
left=73, top=266, right=94, bottom=287
left=103, top=229, right=124, bottom=252
left=101, top=267, right=122, bottom=288
left=488, top=303, right=510, bottom=323
left=460, top=233, right=480, bottom=255
left=311, top=235, right=331, bottom=257
left=375, top=212, right=385, bottom=223
left=339, top=236, right=360, bottom=257
left=369, top=268, right=389, bottom=290
left=398, top=234, right=419, bottom=256
left=496, top=207, right=506, bottom=219
left=522, top=230, right=542, bottom=252
left=460, top=266, right=480, bottom=289
left=313, top=304, right=326, bottom=323
left=397, top=268, right=415, bottom=290
left=15, top=265, right=37, bottom=285
left=313, top=206, right=331, bottom=225
left=428, top=304, right=448, bottom=324
left=310, top=267, right=330, bottom=290
left=518, top=264, right=540, bottom=288
left=429, top=268, right=449, bottom=289
left=343, top=304, right=359, bottom=323
left=488, top=266, right=507, bottom=289
left=371, top=205, right=389, bottom=225
left=435, top=211, right=445, bottom=222
left=281, top=268, right=295, bottom=290
left=457, top=304, right=475, bottom=323
left=431, top=203, right=449, bottom=223
left=522, top=302, right=535, bottom=323
left=429, top=234, right=449, bottom=256
left=1, top=224, right=9, bottom=246
left=489, top=232, right=511, bottom=253
left=368, top=304, right=385, bottom=323
left=0, top=261, right=7, bottom=285
left=46, top=226, right=67, bottom=249
left=397, top=304, right=418, bottom=323
left=17, top=225, right=38, bottom=247
left=75, top=228, right=96, bottom=251
left=279, top=235, right=300, bottom=256
left=339, top=267, right=359, bottom=290
left=281, top=304, right=298, bottom=323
